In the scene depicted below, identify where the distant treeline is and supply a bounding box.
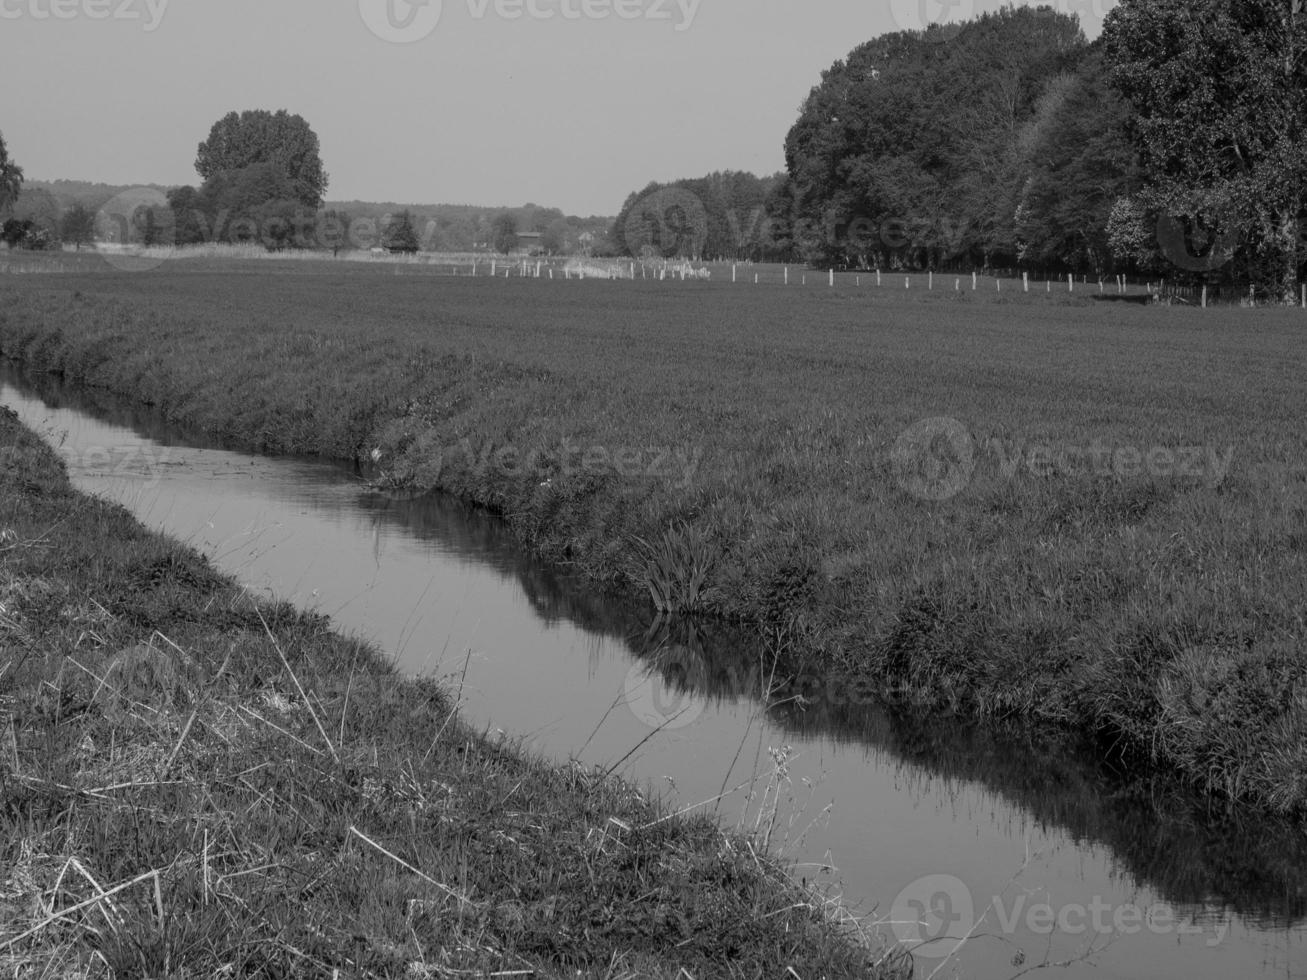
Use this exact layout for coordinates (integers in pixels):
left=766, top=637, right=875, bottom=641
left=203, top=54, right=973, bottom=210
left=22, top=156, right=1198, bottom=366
left=610, top=2, right=1307, bottom=302
left=23, top=180, right=610, bottom=255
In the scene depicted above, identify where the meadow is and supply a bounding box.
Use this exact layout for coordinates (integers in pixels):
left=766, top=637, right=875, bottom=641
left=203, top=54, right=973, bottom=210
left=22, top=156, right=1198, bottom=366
left=0, top=403, right=904, bottom=977
left=1, top=254, right=1305, bottom=817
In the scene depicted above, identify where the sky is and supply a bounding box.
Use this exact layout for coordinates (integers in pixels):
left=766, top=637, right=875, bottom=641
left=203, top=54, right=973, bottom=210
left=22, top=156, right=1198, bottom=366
left=0, top=0, right=1116, bottom=216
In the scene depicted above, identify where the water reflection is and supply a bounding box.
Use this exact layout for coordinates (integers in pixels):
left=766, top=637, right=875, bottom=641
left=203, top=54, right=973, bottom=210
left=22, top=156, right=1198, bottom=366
left=5, top=360, right=1306, bottom=978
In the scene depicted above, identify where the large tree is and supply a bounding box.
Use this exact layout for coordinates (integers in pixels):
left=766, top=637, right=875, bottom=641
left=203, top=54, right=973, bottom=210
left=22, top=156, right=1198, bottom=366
left=195, top=110, right=329, bottom=210
left=0, top=130, right=24, bottom=216
left=1103, top=0, right=1306, bottom=303
left=782, top=6, right=1086, bottom=271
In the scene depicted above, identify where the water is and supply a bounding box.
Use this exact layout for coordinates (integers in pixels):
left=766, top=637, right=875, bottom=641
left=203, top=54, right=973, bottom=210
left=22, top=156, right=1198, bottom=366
left=3, top=362, right=1305, bottom=980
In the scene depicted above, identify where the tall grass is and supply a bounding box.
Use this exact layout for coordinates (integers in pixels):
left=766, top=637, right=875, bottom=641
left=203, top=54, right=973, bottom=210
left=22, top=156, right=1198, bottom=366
left=0, top=405, right=907, bottom=978
left=1, top=264, right=1305, bottom=815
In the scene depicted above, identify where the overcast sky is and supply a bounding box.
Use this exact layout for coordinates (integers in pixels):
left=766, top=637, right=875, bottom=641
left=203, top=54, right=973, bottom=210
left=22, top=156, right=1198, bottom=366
left=1, top=0, right=1114, bottom=216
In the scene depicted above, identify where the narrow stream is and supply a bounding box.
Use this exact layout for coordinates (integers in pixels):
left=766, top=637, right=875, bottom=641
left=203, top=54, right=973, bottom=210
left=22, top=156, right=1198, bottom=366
left=3, top=361, right=1305, bottom=980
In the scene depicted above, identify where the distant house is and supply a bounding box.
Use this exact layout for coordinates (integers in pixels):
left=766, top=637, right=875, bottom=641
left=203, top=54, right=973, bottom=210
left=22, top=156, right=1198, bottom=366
left=515, top=231, right=544, bottom=253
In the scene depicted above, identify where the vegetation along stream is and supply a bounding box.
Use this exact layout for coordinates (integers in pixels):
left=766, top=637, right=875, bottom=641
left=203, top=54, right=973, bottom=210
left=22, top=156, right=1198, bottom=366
left=3, top=359, right=1305, bottom=980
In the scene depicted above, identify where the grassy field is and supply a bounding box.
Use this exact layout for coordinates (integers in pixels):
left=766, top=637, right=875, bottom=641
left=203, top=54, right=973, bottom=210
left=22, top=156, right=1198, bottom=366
left=0, top=404, right=904, bottom=978
left=1, top=257, right=1305, bottom=817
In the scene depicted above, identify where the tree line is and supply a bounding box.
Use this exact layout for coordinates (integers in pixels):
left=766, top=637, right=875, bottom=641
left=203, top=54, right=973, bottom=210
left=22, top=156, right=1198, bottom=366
left=609, top=1, right=1306, bottom=304
left=0, top=113, right=607, bottom=258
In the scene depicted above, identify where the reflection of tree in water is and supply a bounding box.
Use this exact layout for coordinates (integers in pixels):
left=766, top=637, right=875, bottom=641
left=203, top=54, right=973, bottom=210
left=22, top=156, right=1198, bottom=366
left=631, top=616, right=1307, bottom=927
left=12, top=361, right=1306, bottom=931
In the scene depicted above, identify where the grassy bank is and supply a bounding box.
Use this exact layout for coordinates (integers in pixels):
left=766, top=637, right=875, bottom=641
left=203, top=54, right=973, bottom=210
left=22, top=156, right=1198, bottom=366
left=0, top=404, right=903, bottom=978
left=1, top=261, right=1305, bottom=816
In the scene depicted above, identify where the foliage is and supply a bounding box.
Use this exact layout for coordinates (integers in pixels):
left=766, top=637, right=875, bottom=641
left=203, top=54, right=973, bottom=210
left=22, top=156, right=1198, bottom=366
left=195, top=109, right=329, bottom=209
left=780, top=6, right=1088, bottom=271
left=382, top=209, right=420, bottom=253
left=1103, top=0, right=1307, bottom=302
left=1013, top=48, right=1141, bottom=275
left=1, top=217, right=32, bottom=247
left=636, top=521, right=718, bottom=614
left=491, top=211, right=519, bottom=254
left=0, top=129, right=23, bottom=216
left=1, top=217, right=58, bottom=250
left=610, top=171, right=790, bottom=261
left=59, top=202, right=96, bottom=249
left=168, top=164, right=318, bottom=248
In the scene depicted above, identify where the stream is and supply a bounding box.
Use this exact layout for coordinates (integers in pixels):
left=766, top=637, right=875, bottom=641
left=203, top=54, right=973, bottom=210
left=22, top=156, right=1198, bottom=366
left=3, top=360, right=1305, bottom=980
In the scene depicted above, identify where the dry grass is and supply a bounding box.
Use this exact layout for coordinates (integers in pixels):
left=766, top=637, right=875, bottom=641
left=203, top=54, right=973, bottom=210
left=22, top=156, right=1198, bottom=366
left=0, top=406, right=908, bottom=979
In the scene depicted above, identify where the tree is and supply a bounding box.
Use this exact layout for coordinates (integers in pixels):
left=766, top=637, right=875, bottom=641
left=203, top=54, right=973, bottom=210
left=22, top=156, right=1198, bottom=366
left=2, top=219, right=32, bottom=248
left=383, top=210, right=420, bottom=253
left=491, top=212, right=519, bottom=254
left=1103, top=0, right=1307, bottom=303
left=11, top=187, right=61, bottom=245
left=320, top=209, right=352, bottom=256
left=195, top=110, right=329, bottom=210
left=541, top=216, right=571, bottom=254
left=0, top=131, right=22, bottom=216
left=781, top=7, right=1086, bottom=270
left=1012, top=48, right=1140, bottom=275
left=61, top=202, right=96, bottom=249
